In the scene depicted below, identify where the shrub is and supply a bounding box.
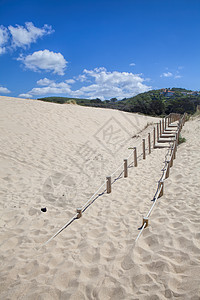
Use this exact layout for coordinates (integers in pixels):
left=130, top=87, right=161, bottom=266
left=178, top=134, right=186, bottom=144
left=66, top=99, right=77, bottom=105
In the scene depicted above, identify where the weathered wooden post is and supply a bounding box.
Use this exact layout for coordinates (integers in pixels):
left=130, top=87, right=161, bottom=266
left=106, top=176, right=111, bottom=193
left=134, top=147, right=137, bottom=167
left=76, top=208, right=82, bottom=219
left=157, top=123, right=159, bottom=142
left=176, top=132, right=179, bottom=146
left=165, top=161, right=170, bottom=178
left=165, top=117, right=167, bottom=131
left=148, top=133, right=151, bottom=154
left=158, top=181, right=164, bottom=198
left=153, top=127, right=156, bottom=148
left=170, top=154, right=173, bottom=167
left=124, top=159, right=128, bottom=178
left=173, top=143, right=176, bottom=159
left=159, top=121, right=162, bottom=135
left=170, top=143, right=175, bottom=167
left=143, top=139, right=146, bottom=159
left=142, top=217, right=149, bottom=228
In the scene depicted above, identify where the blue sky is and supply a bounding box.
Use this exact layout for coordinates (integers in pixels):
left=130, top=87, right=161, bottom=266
left=0, top=0, right=200, bottom=100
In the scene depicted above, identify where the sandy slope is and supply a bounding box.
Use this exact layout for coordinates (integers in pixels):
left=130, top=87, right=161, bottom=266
left=0, top=96, right=199, bottom=299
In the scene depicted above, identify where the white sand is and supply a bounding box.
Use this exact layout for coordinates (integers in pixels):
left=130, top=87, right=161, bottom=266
left=0, top=96, right=199, bottom=299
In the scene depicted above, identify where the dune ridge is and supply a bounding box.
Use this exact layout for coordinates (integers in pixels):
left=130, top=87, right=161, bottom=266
left=0, top=96, right=199, bottom=299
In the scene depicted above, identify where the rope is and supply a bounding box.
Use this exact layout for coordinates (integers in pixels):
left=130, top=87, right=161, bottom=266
left=43, top=114, right=181, bottom=246
left=110, top=138, right=144, bottom=178
left=135, top=123, right=181, bottom=244
left=146, top=183, right=163, bottom=218
left=82, top=186, right=107, bottom=213
left=135, top=224, right=145, bottom=242
left=127, top=149, right=134, bottom=160
left=42, top=213, right=78, bottom=247
left=80, top=181, right=106, bottom=211
left=110, top=161, right=125, bottom=177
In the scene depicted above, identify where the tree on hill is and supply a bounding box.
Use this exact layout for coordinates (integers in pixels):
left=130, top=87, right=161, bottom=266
left=90, top=98, right=102, bottom=103
left=166, top=96, right=196, bottom=114
left=110, top=97, right=117, bottom=102
left=37, top=88, right=200, bottom=116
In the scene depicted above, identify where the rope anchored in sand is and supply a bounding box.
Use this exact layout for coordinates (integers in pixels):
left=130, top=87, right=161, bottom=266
left=135, top=113, right=186, bottom=243
left=42, top=113, right=186, bottom=247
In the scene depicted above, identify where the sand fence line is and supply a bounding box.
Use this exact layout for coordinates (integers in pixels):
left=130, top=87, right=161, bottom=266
left=43, top=112, right=186, bottom=247
left=135, top=112, right=186, bottom=242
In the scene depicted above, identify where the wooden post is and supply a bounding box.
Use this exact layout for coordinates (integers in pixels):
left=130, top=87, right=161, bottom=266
left=106, top=176, right=111, bottom=193
left=157, top=123, right=159, bottom=142
left=165, top=117, right=167, bottom=131
left=162, top=119, right=164, bottom=133
left=76, top=208, right=82, bottom=219
left=174, top=145, right=176, bottom=159
left=124, top=159, right=128, bottom=178
left=134, top=147, right=137, bottom=167
left=158, top=181, right=164, bottom=198
left=159, top=121, right=162, bottom=135
left=178, top=128, right=180, bottom=142
left=176, top=132, right=178, bottom=146
left=142, top=217, right=149, bottom=228
left=165, top=161, right=170, bottom=179
left=148, top=133, right=151, bottom=154
left=153, top=127, right=156, bottom=148
left=143, top=139, right=146, bottom=159
left=170, top=149, right=174, bottom=167
left=174, top=141, right=177, bottom=158
left=178, top=120, right=181, bottom=132
left=168, top=116, right=170, bottom=126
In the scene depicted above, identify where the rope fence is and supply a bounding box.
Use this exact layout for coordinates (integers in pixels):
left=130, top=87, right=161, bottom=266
left=42, top=112, right=186, bottom=247
left=135, top=112, right=186, bottom=243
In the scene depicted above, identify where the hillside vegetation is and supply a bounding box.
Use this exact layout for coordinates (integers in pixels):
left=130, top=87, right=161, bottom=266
left=38, top=88, right=200, bottom=116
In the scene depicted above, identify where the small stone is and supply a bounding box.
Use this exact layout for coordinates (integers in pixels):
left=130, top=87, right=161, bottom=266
left=41, top=207, right=47, bottom=212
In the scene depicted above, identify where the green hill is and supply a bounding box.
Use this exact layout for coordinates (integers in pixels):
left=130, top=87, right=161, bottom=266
left=38, top=87, right=200, bottom=116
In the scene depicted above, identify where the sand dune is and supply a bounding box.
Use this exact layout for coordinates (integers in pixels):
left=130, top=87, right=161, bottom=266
left=0, top=96, right=199, bottom=299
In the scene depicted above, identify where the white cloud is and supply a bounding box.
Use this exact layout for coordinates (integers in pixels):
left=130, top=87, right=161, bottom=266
left=18, top=50, right=67, bottom=75
left=160, top=72, right=173, bottom=78
left=75, top=68, right=150, bottom=99
left=174, top=75, right=182, bottom=79
left=130, top=62, right=136, bottom=66
left=8, top=22, right=54, bottom=48
left=0, top=22, right=54, bottom=54
left=22, top=78, right=72, bottom=96
left=0, top=86, right=11, bottom=94
left=161, top=69, right=183, bottom=79
left=0, top=87, right=10, bottom=93
left=37, top=78, right=54, bottom=86
left=76, top=74, right=90, bottom=82
left=20, top=67, right=151, bottom=100
left=19, top=93, right=33, bottom=98
left=0, top=26, right=9, bottom=54
left=65, top=79, right=76, bottom=84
